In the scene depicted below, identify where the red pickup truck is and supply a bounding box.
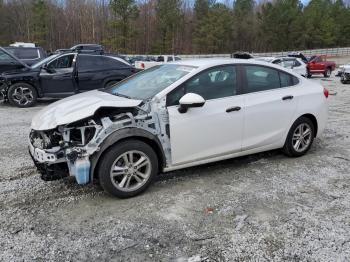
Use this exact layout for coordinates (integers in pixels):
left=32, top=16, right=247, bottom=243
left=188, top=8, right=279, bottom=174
left=307, top=55, right=336, bottom=78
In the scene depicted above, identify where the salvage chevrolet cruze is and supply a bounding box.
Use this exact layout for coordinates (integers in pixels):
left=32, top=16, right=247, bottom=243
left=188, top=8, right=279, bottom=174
left=29, top=59, right=329, bottom=198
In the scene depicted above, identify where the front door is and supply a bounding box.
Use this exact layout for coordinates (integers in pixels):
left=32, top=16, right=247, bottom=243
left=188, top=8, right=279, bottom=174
left=39, top=54, right=76, bottom=98
left=167, top=65, right=244, bottom=166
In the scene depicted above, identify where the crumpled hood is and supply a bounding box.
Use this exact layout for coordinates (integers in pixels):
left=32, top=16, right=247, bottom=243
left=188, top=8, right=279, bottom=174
left=31, top=90, right=142, bottom=130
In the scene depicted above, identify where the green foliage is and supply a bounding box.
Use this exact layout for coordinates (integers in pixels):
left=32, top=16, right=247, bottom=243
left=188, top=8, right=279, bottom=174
left=302, top=0, right=336, bottom=48
left=153, top=0, right=182, bottom=53
left=194, top=3, right=233, bottom=53
left=258, top=0, right=304, bottom=51
left=109, top=0, right=139, bottom=53
left=31, top=0, right=49, bottom=47
left=233, top=0, right=256, bottom=51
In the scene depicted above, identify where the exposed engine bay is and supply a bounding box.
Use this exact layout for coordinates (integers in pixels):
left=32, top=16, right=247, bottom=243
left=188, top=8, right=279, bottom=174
left=29, top=100, right=171, bottom=184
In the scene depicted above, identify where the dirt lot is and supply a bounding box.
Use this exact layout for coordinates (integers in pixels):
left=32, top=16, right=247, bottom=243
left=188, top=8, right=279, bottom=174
left=0, top=74, right=349, bottom=262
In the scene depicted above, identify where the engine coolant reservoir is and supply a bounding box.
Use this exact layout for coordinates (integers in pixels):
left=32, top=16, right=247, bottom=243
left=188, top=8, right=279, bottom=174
left=74, top=158, right=91, bottom=185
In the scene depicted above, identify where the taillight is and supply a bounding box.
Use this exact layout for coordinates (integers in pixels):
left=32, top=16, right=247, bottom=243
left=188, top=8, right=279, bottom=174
left=141, top=63, right=145, bottom=69
left=323, top=87, right=329, bottom=98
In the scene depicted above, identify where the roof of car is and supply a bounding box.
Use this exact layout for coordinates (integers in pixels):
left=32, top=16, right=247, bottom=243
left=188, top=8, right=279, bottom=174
left=169, top=58, right=277, bottom=68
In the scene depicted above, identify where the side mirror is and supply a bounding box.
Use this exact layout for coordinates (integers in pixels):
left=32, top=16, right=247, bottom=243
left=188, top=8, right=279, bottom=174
left=178, top=93, right=205, bottom=113
left=42, top=64, right=55, bottom=74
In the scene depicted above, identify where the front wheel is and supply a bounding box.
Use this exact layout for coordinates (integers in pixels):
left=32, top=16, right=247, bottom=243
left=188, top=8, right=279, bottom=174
left=283, top=117, right=315, bottom=157
left=7, top=83, right=37, bottom=108
left=98, top=140, right=158, bottom=198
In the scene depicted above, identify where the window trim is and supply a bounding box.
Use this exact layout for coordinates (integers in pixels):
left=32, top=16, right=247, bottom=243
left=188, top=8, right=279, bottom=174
left=166, top=64, right=242, bottom=107
left=238, top=64, right=300, bottom=95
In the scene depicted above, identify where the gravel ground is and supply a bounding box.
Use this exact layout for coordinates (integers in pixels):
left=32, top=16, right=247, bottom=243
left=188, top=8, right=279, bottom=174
left=0, top=74, right=349, bottom=262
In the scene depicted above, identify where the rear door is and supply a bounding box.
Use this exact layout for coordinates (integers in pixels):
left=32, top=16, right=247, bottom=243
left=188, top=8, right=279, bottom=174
left=76, top=55, right=132, bottom=92
left=241, top=65, right=299, bottom=151
left=39, top=54, right=76, bottom=97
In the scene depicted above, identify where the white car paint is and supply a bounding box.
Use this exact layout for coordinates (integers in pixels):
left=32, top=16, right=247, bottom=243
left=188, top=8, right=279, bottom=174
left=31, top=90, right=142, bottom=130
left=29, top=58, right=328, bottom=183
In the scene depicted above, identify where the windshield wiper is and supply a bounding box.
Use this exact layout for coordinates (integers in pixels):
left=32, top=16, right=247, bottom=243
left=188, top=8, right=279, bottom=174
left=113, top=92, right=132, bottom=99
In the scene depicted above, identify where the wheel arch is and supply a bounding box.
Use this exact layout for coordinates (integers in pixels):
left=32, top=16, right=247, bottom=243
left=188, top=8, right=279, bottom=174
left=7, top=81, right=39, bottom=97
left=294, top=113, right=318, bottom=137
left=90, top=127, right=166, bottom=182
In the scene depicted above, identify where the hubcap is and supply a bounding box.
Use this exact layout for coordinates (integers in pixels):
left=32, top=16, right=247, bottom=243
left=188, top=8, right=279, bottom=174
left=110, top=150, right=152, bottom=192
left=12, top=86, right=33, bottom=106
left=292, top=123, right=312, bottom=152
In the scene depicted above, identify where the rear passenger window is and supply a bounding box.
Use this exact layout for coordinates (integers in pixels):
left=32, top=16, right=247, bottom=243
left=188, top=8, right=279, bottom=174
left=16, top=49, right=39, bottom=59
left=78, top=55, right=128, bottom=71
left=244, top=65, right=299, bottom=93
left=244, top=66, right=280, bottom=92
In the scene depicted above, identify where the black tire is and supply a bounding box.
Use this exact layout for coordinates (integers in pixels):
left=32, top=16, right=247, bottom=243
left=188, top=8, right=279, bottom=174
left=306, top=69, right=312, bottom=78
left=324, top=68, right=331, bottom=78
left=340, top=74, right=347, bottom=84
left=283, top=117, right=315, bottom=157
left=98, top=140, right=158, bottom=198
left=7, top=82, right=37, bottom=108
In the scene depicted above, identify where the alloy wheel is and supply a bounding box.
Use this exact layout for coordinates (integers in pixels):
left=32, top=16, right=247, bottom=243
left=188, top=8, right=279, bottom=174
left=11, top=86, right=34, bottom=106
left=110, top=150, right=152, bottom=192
left=292, top=123, right=312, bottom=152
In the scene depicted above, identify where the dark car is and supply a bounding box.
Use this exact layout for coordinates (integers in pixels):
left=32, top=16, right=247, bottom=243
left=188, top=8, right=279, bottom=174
left=4, top=46, right=47, bottom=66
left=0, top=52, right=137, bottom=107
left=55, top=44, right=104, bottom=55
left=0, top=47, right=29, bottom=73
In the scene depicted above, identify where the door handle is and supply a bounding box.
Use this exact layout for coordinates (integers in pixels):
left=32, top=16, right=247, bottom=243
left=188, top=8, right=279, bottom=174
left=282, top=95, right=294, bottom=101
left=226, top=106, right=241, bottom=113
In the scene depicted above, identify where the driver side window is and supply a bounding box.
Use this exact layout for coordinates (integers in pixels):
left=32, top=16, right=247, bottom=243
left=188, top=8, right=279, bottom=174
left=48, top=55, right=74, bottom=69
left=167, top=66, right=237, bottom=106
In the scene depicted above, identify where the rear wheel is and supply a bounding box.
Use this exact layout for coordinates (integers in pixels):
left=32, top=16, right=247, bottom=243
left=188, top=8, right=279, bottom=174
left=306, top=69, right=312, bottom=78
left=283, top=117, right=315, bottom=157
left=324, top=68, right=331, bottom=78
left=8, top=83, right=37, bottom=108
left=98, top=140, right=158, bottom=198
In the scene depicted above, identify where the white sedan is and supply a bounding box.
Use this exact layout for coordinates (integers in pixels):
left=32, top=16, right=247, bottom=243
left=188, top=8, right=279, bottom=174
left=255, top=56, right=307, bottom=76
left=29, top=59, right=329, bottom=198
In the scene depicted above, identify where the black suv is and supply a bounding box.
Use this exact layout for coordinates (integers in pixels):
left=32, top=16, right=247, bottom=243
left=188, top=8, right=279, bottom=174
left=4, top=46, right=47, bottom=66
left=0, top=47, right=29, bottom=73
left=0, top=51, right=137, bottom=107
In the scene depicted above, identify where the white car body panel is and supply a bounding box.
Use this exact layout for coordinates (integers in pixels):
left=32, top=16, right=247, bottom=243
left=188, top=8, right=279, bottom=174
left=31, top=90, right=142, bottom=130
left=29, top=58, right=328, bottom=183
left=168, top=95, right=244, bottom=165
left=242, top=86, right=298, bottom=151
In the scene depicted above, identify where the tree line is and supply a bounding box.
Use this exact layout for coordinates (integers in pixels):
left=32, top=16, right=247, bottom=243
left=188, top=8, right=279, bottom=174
left=0, top=0, right=349, bottom=54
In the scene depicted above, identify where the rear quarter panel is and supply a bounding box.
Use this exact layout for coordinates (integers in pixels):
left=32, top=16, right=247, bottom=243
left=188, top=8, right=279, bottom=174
left=290, top=79, right=328, bottom=137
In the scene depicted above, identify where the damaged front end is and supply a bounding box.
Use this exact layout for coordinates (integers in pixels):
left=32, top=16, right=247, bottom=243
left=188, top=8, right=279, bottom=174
left=29, top=119, right=98, bottom=183
left=28, top=104, right=170, bottom=184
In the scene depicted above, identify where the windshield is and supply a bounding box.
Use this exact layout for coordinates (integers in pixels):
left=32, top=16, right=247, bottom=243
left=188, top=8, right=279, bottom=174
left=31, top=54, right=59, bottom=69
left=105, top=64, right=196, bottom=100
